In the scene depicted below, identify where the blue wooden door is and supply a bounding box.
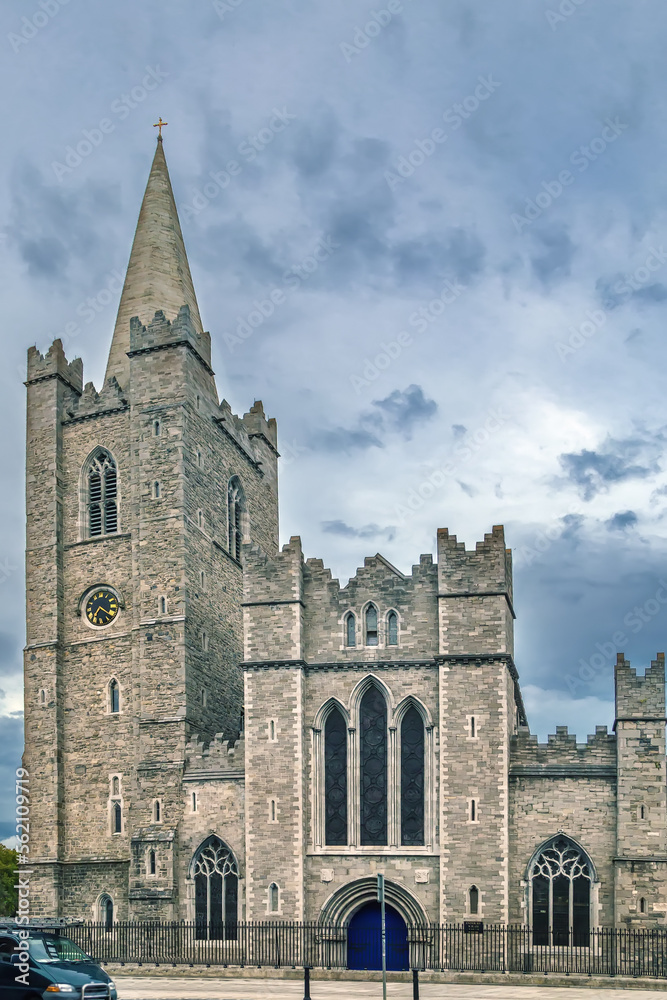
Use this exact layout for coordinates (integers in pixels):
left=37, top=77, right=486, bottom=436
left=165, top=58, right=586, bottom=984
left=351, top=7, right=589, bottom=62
left=347, top=901, right=409, bottom=970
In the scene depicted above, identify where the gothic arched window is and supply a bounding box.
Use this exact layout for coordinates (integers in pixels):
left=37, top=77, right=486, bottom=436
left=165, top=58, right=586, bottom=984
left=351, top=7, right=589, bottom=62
left=228, top=477, right=246, bottom=561
left=387, top=611, right=398, bottom=646
left=324, top=707, right=347, bottom=846
left=148, top=850, right=156, bottom=875
left=530, top=836, right=592, bottom=946
left=112, top=802, right=122, bottom=834
left=345, top=612, right=356, bottom=647
left=360, top=686, right=387, bottom=845
left=469, top=885, right=479, bottom=915
left=87, top=450, right=118, bottom=537
left=269, top=882, right=280, bottom=912
left=400, top=705, right=424, bottom=846
left=192, top=836, right=239, bottom=940
left=365, top=605, right=378, bottom=646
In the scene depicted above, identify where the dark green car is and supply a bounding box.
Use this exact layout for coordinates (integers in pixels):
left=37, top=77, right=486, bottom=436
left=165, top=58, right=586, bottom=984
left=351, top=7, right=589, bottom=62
left=0, top=929, right=116, bottom=999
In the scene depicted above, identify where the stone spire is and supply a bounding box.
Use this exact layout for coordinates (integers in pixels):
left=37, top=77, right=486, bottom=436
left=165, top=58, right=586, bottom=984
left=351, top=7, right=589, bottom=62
left=105, top=136, right=203, bottom=387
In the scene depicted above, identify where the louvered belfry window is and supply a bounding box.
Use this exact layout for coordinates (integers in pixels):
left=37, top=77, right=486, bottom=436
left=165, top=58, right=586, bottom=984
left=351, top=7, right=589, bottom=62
left=360, top=686, right=387, bottom=845
left=88, top=452, right=118, bottom=537
left=324, top=707, right=348, bottom=846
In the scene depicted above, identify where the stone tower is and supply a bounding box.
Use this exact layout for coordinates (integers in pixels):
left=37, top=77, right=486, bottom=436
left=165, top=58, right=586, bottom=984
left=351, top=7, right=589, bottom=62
left=614, top=653, right=667, bottom=923
left=23, top=136, right=279, bottom=918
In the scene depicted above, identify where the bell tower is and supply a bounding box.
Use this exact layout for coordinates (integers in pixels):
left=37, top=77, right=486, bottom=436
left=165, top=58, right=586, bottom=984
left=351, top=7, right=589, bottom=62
left=23, top=134, right=279, bottom=918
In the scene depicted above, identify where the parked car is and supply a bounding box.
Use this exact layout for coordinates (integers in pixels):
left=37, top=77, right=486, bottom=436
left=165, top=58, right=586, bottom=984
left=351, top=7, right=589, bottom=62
left=0, top=926, right=117, bottom=999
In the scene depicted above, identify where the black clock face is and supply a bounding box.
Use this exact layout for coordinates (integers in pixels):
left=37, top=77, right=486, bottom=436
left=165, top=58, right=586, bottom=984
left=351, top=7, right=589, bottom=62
left=85, top=589, right=119, bottom=627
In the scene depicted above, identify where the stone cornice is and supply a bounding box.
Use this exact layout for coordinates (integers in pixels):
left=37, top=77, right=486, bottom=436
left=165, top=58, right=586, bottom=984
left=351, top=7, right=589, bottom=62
left=62, top=404, right=129, bottom=425
left=25, top=371, right=82, bottom=395
left=509, top=764, right=617, bottom=779
left=212, top=416, right=263, bottom=472
left=126, top=338, right=214, bottom=376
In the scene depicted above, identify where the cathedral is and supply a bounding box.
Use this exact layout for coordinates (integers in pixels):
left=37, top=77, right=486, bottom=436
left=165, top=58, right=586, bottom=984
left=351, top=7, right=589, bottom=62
left=23, top=135, right=667, bottom=948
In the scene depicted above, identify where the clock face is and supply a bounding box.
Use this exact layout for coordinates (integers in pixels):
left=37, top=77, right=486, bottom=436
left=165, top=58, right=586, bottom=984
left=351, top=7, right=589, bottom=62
left=85, top=589, right=119, bottom=627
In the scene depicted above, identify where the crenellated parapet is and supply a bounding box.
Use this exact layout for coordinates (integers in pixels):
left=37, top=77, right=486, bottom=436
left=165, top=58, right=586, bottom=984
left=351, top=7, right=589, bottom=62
left=615, top=653, right=666, bottom=721
left=63, top=376, right=128, bottom=424
left=184, top=732, right=245, bottom=777
left=438, top=524, right=513, bottom=600
left=26, top=339, right=83, bottom=394
left=510, top=724, right=616, bottom=777
left=128, top=304, right=212, bottom=370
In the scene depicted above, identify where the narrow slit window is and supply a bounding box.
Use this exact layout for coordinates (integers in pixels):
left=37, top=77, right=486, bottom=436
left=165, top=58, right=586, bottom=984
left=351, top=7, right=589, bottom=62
left=469, top=885, right=479, bottom=915
left=470, top=716, right=476, bottom=738
left=111, top=776, right=120, bottom=796
left=148, top=849, right=156, bottom=875
left=365, top=605, right=378, bottom=646
left=153, top=481, right=161, bottom=498
left=154, top=420, right=161, bottom=436
left=228, top=477, right=246, bottom=561
left=160, top=596, right=166, bottom=615
left=192, top=792, right=198, bottom=812
left=640, top=897, right=647, bottom=914
left=154, top=800, right=161, bottom=823
left=640, top=805, right=646, bottom=820
left=387, top=611, right=398, bottom=646
left=112, top=802, right=122, bottom=834
left=270, top=799, right=276, bottom=821
left=470, top=799, right=476, bottom=822
left=269, top=883, right=279, bottom=912
left=270, top=720, right=275, bottom=741
left=345, top=613, right=356, bottom=647
left=40, top=689, right=46, bottom=705
left=109, top=679, right=120, bottom=714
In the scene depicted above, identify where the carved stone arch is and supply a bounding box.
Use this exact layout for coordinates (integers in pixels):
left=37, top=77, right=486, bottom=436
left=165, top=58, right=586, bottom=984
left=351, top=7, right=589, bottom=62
left=188, top=833, right=239, bottom=879
left=526, top=831, right=597, bottom=882
left=188, top=834, right=240, bottom=937
left=392, top=694, right=433, bottom=730
left=80, top=445, right=120, bottom=539
left=348, top=673, right=394, bottom=718
left=314, top=697, right=350, bottom=730
left=319, top=876, right=428, bottom=928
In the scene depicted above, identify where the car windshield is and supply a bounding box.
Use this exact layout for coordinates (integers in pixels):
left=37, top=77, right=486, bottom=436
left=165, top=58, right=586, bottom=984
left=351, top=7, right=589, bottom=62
left=28, top=936, right=90, bottom=963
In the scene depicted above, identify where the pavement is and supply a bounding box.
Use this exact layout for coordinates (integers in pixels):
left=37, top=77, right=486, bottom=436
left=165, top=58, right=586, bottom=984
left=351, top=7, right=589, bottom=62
left=111, top=976, right=667, bottom=1000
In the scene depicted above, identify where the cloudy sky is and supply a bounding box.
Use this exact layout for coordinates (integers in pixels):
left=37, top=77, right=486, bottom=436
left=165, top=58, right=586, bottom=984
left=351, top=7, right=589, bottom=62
left=2, top=0, right=667, bottom=837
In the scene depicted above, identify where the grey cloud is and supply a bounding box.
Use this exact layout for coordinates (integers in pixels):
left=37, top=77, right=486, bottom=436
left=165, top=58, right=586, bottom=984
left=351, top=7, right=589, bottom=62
left=0, top=713, right=23, bottom=841
left=458, top=481, right=476, bottom=497
left=606, top=510, right=638, bottom=531
left=597, top=274, right=667, bottom=311
left=322, top=520, right=396, bottom=541
left=558, top=434, right=663, bottom=500
left=531, top=228, right=576, bottom=286
left=310, top=385, right=437, bottom=453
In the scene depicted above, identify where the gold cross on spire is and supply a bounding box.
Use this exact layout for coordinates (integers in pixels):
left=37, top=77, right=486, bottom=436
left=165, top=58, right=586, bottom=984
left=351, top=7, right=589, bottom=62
left=153, top=117, right=168, bottom=138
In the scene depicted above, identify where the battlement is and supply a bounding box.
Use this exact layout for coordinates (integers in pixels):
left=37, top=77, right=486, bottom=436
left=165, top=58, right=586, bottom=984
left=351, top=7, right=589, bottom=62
left=437, top=525, right=513, bottom=600
left=241, top=400, right=278, bottom=451
left=243, top=536, right=304, bottom=606
left=510, top=724, right=616, bottom=772
left=26, top=340, right=83, bottom=393
left=615, top=653, right=666, bottom=720
left=128, top=304, right=211, bottom=365
left=184, top=732, right=245, bottom=775
left=64, top=376, right=128, bottom=423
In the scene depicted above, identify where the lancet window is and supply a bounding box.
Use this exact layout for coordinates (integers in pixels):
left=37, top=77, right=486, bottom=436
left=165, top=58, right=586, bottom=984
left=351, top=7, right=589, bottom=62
left=87, top=450, right=118, bottom=537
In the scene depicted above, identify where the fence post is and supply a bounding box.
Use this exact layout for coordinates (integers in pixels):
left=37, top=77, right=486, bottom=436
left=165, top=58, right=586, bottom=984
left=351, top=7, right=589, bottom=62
left=304, top=964, right=311, bottom=1000
left=412, top=967, right=419, bottom=1000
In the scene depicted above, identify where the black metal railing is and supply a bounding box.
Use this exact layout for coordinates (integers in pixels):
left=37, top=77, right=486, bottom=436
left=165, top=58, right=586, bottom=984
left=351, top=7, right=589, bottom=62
left=28, top=921, right=667, bottom=978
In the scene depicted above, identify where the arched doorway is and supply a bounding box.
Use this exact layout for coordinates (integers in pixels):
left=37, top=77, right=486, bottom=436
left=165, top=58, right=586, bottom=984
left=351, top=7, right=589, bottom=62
left=347, top=901, right=409, bottom=971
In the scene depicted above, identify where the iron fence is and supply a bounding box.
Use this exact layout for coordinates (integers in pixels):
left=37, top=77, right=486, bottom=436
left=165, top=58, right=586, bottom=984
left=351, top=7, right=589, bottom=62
left=28, top=921, right=667, bottom=978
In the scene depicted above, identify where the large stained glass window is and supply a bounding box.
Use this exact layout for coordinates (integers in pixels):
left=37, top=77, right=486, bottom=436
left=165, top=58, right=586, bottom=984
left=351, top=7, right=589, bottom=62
left=324, top=707, right=348, bottom=846
left=400, top=706, right=424, bottom=845
left=193, top=836, right=239, bottom=940
left=530, top=836, right=591, bottom=946
left=360, top=686, right=387, bottom=845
